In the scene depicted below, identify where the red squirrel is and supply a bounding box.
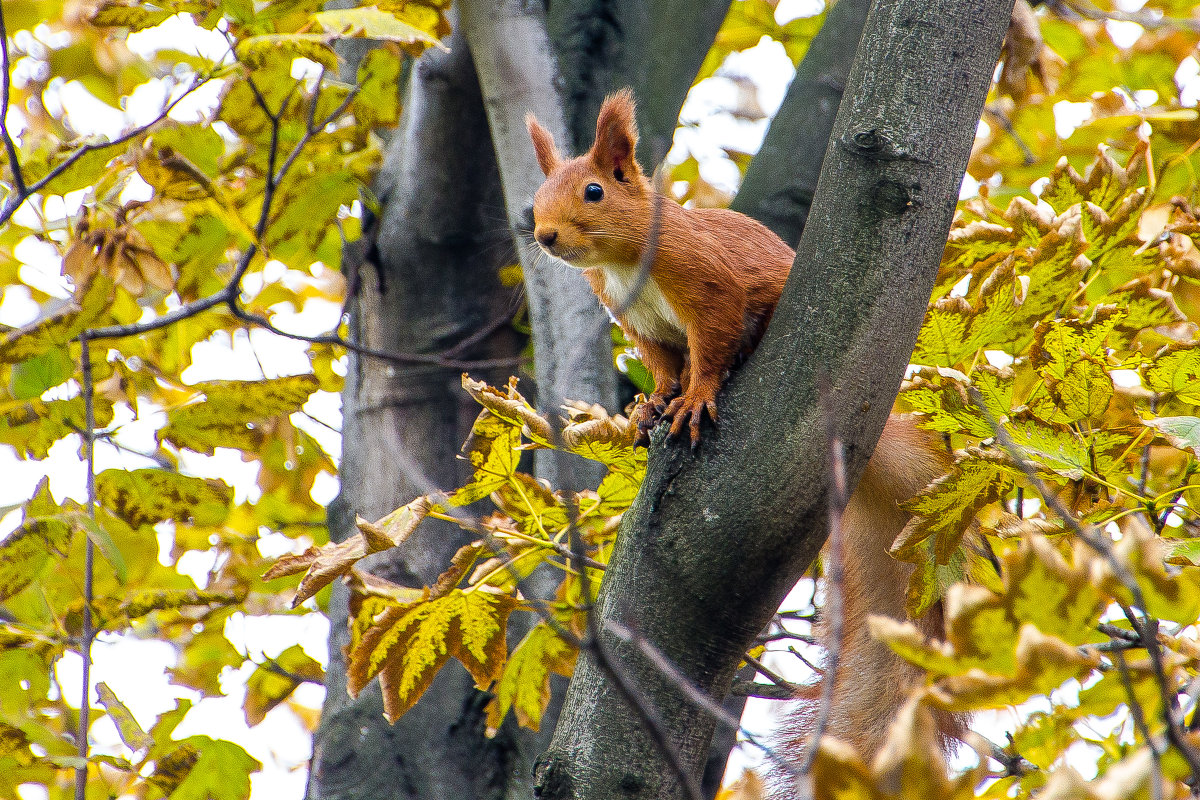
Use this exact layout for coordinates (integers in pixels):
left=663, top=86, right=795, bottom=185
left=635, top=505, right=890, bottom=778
left=526, top=90, right=960, bottom=758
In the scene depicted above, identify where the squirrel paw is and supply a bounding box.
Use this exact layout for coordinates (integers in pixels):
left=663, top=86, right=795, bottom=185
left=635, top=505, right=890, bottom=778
left=632, top=388, right=678, bottom=446
left=664, top=393, right=717, bottom=448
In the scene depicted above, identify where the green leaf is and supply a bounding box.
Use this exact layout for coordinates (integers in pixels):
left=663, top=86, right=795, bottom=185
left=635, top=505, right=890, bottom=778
left=160, top=375, right=321, bottom=455
left=313, top=5, right=447, bottom=52
left=353, top=48, right=403, bottom=127
left=617, top=351, right=655, bottom=396
left=1145, top=416, right=1200, bottom=456
left=89, top=3, right=173, bottom=30
left=894, top=452, right=1017, bottom=563
left=169, top=738, right=260, bottom=800
left=1143, top=345, right=1200, bottom=405
left=77, top=514, right=129, bottom=584
left=900, top=367, right=996, bottom=437
left=10, top=348, right=74, bottom=400
left=0, top=517, right=73, bottom=601
left=237, top=34, right=339, bottom=72
left=449, top=411, right=521, bottom=506
left=0, top=278, right=112, bottom=364
left=95, top=469, right=232, bottom=529
left=484, top=622, right=576, bottom=734
left=243, top=644, right=323, bottom=726
left=95, top=682, right=153, bottom=752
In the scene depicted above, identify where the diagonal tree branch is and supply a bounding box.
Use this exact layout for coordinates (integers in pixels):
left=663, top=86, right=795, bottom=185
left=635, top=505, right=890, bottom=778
left=536, top=0, right=1017, bottom=796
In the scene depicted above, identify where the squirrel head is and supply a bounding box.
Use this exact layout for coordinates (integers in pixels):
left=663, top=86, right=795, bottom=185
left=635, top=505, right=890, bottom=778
left=526, top=89, right=652, bottom=268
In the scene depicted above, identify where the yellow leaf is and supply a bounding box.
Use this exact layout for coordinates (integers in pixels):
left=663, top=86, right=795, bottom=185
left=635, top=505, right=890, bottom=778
left=313, top=5, right=448, bottom=53
left=484, top=622, right=577, bottom=734
left=461, top=374, right=553, bottom=446
left=95, top=469, right=232, bottom=529
left=237, top=34, right=338, bottom=72
left=348, top=589, right=516, bottom=722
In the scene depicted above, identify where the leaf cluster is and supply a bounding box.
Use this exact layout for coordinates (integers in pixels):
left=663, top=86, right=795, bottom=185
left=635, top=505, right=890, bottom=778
left=267, top=375, right=644, bottom=731
left=0, top=0, right=449, bottom=795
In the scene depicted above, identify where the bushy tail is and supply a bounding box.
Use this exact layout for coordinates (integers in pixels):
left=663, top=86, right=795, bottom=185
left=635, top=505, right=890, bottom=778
left=783, top=415, right=963, bottom=759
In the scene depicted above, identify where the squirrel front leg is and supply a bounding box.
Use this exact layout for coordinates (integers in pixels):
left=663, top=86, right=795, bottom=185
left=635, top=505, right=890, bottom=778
left=626, top=333, right=684, bottom=442
left=663, top=301, right=744, bottom=445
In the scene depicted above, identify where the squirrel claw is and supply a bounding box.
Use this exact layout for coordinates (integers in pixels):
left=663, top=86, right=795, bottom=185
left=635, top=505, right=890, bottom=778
left=665, top=395, right=717, bottom=448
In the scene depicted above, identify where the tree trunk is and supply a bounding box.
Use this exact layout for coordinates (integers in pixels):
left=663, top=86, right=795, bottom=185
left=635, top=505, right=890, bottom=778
left=307, top=32, right=531, bottom=800
left=535, top=1, right=1016, bottom=797
left=457, top=0, right=618, bottom=486
left=545, top=0, right=732, bottom=163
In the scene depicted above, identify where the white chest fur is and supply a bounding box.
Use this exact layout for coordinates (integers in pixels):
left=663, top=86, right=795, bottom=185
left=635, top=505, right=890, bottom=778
left=597, top=264, right=687, bottom=348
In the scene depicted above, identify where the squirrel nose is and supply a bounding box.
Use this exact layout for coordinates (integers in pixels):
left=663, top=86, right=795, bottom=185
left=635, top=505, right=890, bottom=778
left=536, top=228, right=558, bottom=248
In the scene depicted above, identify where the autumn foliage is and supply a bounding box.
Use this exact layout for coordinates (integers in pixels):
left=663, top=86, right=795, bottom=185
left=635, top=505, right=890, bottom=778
left=2, top=0, right=1200, bottom=798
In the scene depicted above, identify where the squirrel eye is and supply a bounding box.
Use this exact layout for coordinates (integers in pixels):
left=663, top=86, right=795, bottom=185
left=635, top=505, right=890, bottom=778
left=583, top=183, right=604, bottom=202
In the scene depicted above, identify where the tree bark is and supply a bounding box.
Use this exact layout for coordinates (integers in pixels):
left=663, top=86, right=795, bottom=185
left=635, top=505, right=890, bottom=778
left=535, top=1, right=1016, bottom=797
left=310, top=2, right=735, bottom=797
left=307, top=32, right=530, bottom=800
left=545, top=0, right=732, bottom=163
left=458, top=0, right=618, bottom=488
left=729, top=0, right=872, bottom=247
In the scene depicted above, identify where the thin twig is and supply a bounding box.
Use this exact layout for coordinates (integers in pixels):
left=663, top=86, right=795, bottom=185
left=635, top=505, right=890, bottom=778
left=786, top=644, right=824, bottom=676
left=795, top=376, right=850, bottom=781
left=1138, top=396, right=1157, bottom=497
left=1113, top=647, right=1164, bottom=800
left=742, top=652, right=803, bottom=694
left=0, top=4, right=27, bottom=198
left=607, top=619, right=803, bottom=783
left=228, top=305, right=523, bottom=370
left=983, top=105, right=1035, bottom=166
left=259, top=657, right=323, bottom=686
left=728, top=681, right=801, bottom=700
left=1047, top=0, right=1200, bottom=32
left=73, top=334, right=97, bottom=800
left=0, top=74, right=209, bottom=225
left=70, top=74, right=515, bottom=372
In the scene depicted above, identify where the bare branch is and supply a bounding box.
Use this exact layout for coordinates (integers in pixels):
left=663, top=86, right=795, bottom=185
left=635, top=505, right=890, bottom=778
left=0, top=4, right=27, bottom=198
left=607, top=619, right=803, bottom=782
left=73, top=334, right=98, bottom=800
left=1113, top=647, right=1164, bottom=800
left=0, top=74, right=210, bottom=225
left=741, top=652, right=803, bottom=695
left=1047, top=0, right=1200, bottom=32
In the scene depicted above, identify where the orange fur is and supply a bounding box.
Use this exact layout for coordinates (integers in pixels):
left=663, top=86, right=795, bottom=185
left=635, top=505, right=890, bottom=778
left=527, top=90, right=791, bottom=444
left=527, top=91, right=962, bottom=758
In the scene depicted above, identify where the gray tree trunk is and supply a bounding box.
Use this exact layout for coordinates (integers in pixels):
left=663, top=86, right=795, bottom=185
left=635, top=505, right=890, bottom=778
left=457, top=0, right=617, bottom=486
left=535, top=0, right=1016, bottom=797
left=545, top=0, right=732, bottom=163
left=307, top=32, right=531, bottom=800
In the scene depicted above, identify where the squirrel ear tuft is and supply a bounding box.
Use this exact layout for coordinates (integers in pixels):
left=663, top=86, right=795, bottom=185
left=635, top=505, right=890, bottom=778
left=590, top=88, right=640, bottom=182
left=526, top=113, right=561, bottom=177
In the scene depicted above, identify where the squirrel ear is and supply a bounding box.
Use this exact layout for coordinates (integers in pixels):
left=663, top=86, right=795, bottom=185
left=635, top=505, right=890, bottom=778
left=591, top=88, right=640, bottom=182
left=526, top=114, right=561, bottom=177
